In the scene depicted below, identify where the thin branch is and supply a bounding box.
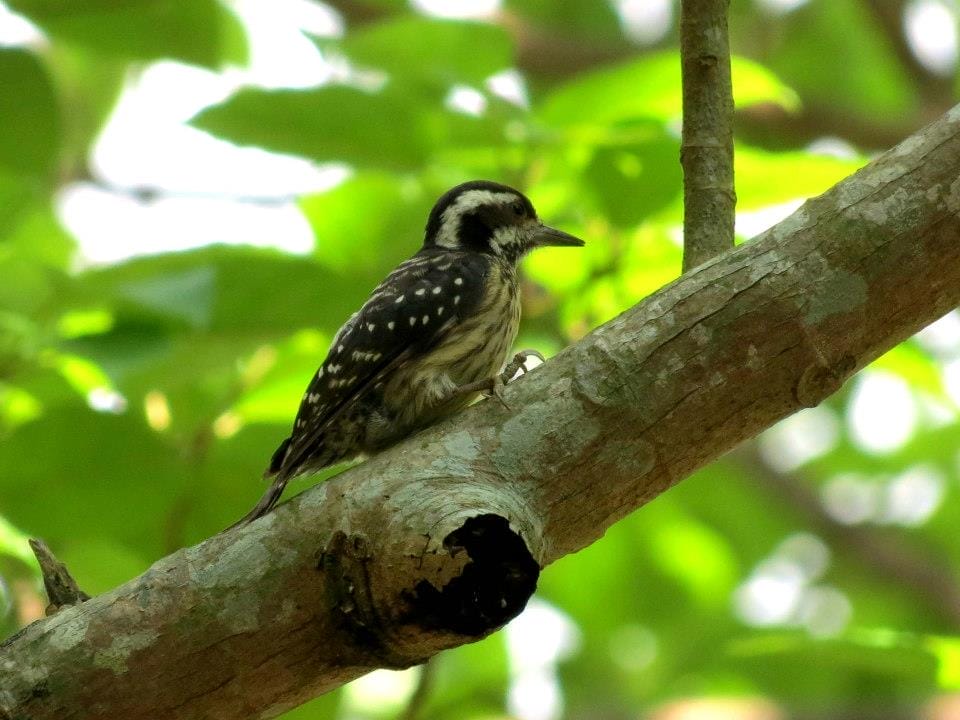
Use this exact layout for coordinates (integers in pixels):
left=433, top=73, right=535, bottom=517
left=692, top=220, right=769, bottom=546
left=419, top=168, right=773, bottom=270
left=680, top=0, right=736, bottom=272
left=2, top=104, right=960, bottom=719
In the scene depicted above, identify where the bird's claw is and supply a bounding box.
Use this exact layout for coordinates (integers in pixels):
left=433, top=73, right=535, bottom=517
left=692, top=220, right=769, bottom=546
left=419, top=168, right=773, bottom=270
left=485, top=349, right=546, bottom=411
left=500, top=349, right=545, bottom=384
left=482, top=374, right=511, bottom=411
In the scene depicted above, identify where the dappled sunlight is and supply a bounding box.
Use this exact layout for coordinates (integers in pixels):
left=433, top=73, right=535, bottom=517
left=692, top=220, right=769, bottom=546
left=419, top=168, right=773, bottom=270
left=734, top=533, right=851, bottom=638
left=608, top=624, right=659, bottom=672
left=486, top=69, right=530, bottom=107
left=59, top=184, right=318, bottom=265
left=882, top=465, right=945, bottom=526
left=905, top=0, right=958, bottom=75
left=343, top=667, right=421, bottom=715
left=0, top=2, right=42, bottom=47
left=735, top=200, right=804, bottom=238
left=410, top=0, right=501, bottom=20
left=506, top=598, right=580, bottom=720
left=822, top=473, right=881, bottom=525
left=3, top=0, right=960, bottom=716
left=144, top=391, right=172, bottom=433
left=755, top=0, right=811, bottom=16
left=847, top=371, right=918, bottom=454
left=652, top=697, right=784, bottom=720
left=821, top=465, right=945, bottom=527
left=613, top=0, right=673, bottom=44
left=445, top=85, right=489, bottom=116
left=59, top=9, right=344, bottom=265
left=918, top=311, right=960, bottom=356
left=759, top=406, right=840, bottom=472
left=212, top=410, right=243, bottom=440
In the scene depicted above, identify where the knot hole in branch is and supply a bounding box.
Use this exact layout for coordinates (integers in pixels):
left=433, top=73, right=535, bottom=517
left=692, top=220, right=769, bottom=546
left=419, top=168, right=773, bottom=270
left=406, top=514, right=539, bottom=637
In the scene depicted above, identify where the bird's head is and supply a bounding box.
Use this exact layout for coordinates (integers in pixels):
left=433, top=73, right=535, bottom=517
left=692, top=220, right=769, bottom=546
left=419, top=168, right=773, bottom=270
left=423, top=180, right=584, bottom=262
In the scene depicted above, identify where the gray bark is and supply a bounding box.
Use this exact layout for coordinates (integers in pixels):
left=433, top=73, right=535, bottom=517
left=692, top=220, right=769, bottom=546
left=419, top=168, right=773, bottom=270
left=3, top=104, right=960, bottom=720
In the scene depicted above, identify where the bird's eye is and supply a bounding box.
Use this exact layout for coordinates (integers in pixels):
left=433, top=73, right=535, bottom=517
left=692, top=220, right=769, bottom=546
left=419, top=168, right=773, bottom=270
left=511, top=202, right=524, bottom=217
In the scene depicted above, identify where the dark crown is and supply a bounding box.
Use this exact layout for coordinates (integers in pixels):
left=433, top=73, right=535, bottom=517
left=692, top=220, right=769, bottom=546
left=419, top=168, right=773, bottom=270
left=423, top=181, right=533, bottom=251
left=422, top=180, right=584, bottom=261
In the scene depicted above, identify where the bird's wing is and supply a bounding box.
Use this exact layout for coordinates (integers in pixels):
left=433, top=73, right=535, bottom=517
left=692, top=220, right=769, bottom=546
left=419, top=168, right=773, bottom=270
left=270, top=250, right=488, bottom=479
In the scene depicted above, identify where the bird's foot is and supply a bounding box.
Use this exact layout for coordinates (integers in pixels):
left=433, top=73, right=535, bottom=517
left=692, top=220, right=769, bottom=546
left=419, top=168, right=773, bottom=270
left=450, top=349, right=545, bottom=412
left=484, top=373, right=510, bottom=411
left=500, top=349, right=545, bottom=384
left=450, top=375, right=510, bottom=410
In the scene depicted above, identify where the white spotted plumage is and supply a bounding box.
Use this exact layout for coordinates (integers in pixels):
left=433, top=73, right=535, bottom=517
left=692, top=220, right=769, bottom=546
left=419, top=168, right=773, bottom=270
left=238, top=180, right=582, bottom=525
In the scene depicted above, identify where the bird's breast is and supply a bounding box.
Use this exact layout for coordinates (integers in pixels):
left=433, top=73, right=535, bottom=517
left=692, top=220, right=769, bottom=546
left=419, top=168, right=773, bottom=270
left=426, top=260, right=520, bottom=383
left=381, top=260, right=520, bottom=427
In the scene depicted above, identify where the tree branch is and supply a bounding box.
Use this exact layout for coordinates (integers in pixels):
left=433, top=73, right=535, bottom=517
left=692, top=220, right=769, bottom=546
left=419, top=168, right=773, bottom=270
left=3, top=104, right=960, bottom=719
left=680, top=0, right=736, bottom=272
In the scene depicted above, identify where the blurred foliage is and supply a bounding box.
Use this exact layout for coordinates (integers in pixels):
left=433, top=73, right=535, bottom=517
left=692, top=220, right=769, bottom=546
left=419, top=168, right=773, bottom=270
left=1, top=0, right=959, bottom=719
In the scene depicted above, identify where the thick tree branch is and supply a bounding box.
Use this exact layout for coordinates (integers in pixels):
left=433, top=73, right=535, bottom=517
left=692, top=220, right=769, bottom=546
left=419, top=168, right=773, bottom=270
left=680, top=0, right=736, bottom=271
left=3, top=105, right=960, bottom=719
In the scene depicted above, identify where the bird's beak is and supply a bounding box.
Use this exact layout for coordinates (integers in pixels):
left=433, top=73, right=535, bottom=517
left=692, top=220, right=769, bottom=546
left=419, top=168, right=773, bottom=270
left=530, top=223, right=585, bottom=248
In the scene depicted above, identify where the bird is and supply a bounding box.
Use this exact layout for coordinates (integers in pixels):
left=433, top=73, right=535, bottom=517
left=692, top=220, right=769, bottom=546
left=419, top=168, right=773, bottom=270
left=236, top=180, right=584, bottom=525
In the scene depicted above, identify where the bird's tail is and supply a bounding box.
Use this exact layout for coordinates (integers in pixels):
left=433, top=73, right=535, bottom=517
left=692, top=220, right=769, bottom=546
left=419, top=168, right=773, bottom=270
left=225, top=438, right=293, bottom=530
left=267, top=436, right=292, bottom=475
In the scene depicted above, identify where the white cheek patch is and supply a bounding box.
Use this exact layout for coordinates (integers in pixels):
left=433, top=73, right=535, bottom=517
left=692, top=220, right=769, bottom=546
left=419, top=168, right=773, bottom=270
left=434, top=189, right=520, bottom=249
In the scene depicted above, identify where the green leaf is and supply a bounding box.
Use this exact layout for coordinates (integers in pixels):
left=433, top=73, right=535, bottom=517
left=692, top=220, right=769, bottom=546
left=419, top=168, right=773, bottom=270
left=926, top=636, right=960, bottom=690
left=0, top=198, right=76, bottom=269
left=7, top=0, right=248, bottom=69
left=334, top=18, right=513, bottom=89
left=0, top=407, right=186, bottom=555
left=735, top=146, right=866, bottom=210
left=505, top=0, right=624, bottom=42
left=581, top=120, right=682, bottom=227
left=193, top=84, right=506, bottom=170
left=46, top=352, right=116, bottom=397
left=763, top=0, right=916, bottom=121
left=539, top=52, right=798, bottom=129
left=0, top=513, right=37, bottom=568
left=300, top=173, right=429, bottom=274
left=0, top=49, right=60, bottom=178
left=229, top=330, right=330, bottom=425
left=192, top=85, right=431, bottom=170
left=646, top=509, right=740, bottom=608
left=45, top=45, right=128, bottom=181
left=0, top=383, right=43, bottom=432
left=115, top=266, right=218, bottom=330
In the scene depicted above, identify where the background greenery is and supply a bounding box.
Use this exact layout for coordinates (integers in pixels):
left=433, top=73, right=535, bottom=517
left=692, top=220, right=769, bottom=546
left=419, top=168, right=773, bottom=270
left=2, top=0, right=959, bottom=718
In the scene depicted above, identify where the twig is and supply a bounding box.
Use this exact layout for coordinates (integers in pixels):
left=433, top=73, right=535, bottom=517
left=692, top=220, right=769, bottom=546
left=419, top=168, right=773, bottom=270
left=680, top=0, right=736, bottom=272
left=28, top=539, right=90, bottom=616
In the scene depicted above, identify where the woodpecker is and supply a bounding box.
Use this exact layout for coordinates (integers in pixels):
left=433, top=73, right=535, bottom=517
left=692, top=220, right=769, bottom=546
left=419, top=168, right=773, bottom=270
left=238, top=180, right=584, bottom=524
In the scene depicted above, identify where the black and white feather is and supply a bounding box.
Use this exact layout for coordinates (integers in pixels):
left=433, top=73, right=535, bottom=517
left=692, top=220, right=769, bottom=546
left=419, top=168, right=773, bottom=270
left=238, top=180, right=583, bottom=524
